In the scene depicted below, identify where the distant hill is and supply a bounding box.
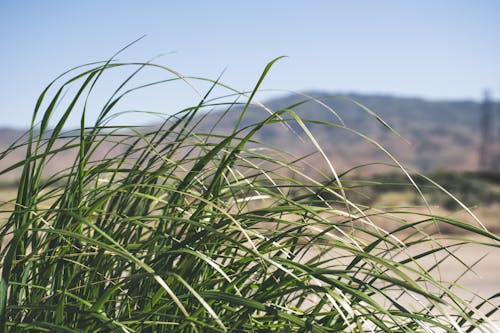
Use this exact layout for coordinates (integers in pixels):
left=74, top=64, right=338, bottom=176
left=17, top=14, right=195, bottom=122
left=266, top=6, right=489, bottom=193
left=194, top=92, right=488, bottom=173
left=0, top=92, right=493, bottom=181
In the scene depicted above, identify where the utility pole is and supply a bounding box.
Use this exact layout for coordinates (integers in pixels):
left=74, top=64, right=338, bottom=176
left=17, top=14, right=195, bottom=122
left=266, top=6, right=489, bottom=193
left=479, top=90, right=493, bottom=170
left=494, top=97, right=500, bottom=170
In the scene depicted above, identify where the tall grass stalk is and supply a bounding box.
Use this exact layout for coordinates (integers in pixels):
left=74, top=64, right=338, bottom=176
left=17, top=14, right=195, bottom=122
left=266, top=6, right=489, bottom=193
left=0, top=55, right=498, bottom=332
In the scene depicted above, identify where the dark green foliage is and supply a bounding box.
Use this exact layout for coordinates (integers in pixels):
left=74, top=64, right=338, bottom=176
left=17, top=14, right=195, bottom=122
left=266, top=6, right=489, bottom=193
left=348, top=171, right=500, bottom=209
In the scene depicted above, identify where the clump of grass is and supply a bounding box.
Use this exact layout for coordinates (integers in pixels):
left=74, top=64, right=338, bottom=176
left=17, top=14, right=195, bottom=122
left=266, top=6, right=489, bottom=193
left=0, top=51, right=499, bottom=332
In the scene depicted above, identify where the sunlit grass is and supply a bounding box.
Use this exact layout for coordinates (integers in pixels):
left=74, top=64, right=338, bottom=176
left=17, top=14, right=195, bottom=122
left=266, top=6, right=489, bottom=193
left=0, top=50, right=498, bottom=332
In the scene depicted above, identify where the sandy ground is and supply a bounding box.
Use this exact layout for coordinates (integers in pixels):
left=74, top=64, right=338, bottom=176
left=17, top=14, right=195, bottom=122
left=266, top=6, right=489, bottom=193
left=405, top=241, right=500, bottom=331
left=430, top=242, right=498, bottom=300
left=295, top=235, right=500, bottom=329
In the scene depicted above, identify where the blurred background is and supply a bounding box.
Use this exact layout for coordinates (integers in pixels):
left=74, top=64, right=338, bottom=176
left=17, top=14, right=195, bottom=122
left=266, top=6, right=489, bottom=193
left=1, top=1, right=500, bottom=126
left=0, top=0, right=500, bottom=314
left=1, top=1, right=499, bottom=229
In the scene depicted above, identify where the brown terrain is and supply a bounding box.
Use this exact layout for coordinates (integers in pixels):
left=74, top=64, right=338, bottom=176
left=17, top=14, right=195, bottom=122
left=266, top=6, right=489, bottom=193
left=1, top=92, right=496, bottom=181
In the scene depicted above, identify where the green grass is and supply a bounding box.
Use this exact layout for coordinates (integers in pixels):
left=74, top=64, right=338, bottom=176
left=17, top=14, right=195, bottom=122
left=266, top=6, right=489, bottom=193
left=0, top=50, right=499, bottom=332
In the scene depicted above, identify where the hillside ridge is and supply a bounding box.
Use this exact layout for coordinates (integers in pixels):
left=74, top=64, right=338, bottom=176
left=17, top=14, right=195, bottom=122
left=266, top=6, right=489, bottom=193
left=0, top=92, right=493, bottom=181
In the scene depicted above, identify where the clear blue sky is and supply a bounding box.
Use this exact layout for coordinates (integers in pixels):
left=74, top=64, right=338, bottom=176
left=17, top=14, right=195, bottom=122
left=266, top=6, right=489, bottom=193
left=1, top=1, right=499, bottom=128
